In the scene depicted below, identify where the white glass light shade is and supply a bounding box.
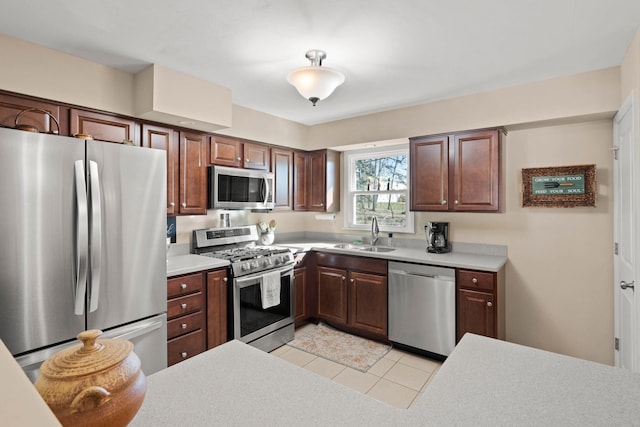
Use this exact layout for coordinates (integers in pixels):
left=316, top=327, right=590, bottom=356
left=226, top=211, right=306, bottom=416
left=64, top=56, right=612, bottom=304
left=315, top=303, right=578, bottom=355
left=287, top=66, right=345, bottom=102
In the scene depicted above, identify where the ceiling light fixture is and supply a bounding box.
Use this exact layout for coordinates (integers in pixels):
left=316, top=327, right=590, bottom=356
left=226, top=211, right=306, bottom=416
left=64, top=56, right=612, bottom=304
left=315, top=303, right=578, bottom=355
left=287, top=49, right=345, bottom=106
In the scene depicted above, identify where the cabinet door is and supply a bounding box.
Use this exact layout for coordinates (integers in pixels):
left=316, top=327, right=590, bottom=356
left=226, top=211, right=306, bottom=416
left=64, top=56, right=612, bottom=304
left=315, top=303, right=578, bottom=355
left=293, top=152, right=309, bottom=210
left=410, top=135, right=449, bottom=211
left=142, top=124, right=179, bottom=216
left=272, top=148, right=293, bottom=210
left=210, top=135, right=242, bottom=167
left=308, top=151, right=327, bottom=211
left=244, top=141, right=270, bottom=170
left=452, top=130, right=500, bottom=211
left=206, top=269, right=228, bottom=350
left=179, top=131, right=207, bottom=215
left=0, top=93, right=68, bottom=135
left=457, top=289, right=496, bottom=341
left=70, top=109, right=139, bottom=145
left=349, top=271, right=387, bottom=337
left=317, top=266, right=348, bottom=326
left=294, top=267, right=307, bottom=322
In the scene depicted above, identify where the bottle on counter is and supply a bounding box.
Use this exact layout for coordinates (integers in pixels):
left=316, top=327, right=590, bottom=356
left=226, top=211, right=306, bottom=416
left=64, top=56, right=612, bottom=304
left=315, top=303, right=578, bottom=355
left=387, top=233, right=393, bottom=247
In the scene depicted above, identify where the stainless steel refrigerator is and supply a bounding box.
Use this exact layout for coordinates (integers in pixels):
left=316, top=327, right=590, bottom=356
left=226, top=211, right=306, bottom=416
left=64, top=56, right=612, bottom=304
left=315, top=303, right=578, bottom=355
left=0, top=127, right=168, bottom=381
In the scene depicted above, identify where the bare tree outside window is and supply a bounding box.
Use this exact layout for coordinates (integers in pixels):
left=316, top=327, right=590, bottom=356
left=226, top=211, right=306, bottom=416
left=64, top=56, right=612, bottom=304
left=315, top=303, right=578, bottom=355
left=345, top=147, right=412, bottom=232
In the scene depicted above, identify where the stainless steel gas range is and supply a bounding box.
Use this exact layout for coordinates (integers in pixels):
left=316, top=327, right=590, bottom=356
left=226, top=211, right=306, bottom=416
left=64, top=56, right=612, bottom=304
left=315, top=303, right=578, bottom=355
left=193, top=226, right=295, bottom=352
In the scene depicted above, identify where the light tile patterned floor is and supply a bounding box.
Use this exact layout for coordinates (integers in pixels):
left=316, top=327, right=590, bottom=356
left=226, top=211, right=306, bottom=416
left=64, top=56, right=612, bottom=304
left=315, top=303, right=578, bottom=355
left=270, top=324, right=442, bottom=409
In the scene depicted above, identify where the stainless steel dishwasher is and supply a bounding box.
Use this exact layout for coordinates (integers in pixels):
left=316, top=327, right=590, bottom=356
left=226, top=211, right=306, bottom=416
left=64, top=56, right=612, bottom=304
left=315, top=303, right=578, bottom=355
left=388, top=262, right=456, bottom=357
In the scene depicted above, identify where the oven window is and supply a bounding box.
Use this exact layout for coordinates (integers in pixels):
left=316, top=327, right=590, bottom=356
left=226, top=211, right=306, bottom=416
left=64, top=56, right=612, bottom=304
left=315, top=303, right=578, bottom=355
left=239, top=277, right=291, bottom=338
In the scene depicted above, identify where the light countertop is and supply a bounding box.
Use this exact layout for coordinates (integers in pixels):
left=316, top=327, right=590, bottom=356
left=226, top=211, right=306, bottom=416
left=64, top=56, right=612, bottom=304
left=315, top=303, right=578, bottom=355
left=279, top=240, right=507, bottom=272
left=131, top=334, right=640, bottom=426
left=166, top=254, right=229, bottom=277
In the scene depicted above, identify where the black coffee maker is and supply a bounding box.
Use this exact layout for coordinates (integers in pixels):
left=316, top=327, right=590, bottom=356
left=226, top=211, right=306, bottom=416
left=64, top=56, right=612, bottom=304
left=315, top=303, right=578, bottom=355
left=426, top=222, right=451, bottom=254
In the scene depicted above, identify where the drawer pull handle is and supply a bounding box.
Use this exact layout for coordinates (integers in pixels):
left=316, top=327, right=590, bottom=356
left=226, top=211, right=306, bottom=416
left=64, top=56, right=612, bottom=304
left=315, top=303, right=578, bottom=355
left=180, top=283, right=187, bottom=290
left=181, top=323, right=187, bottom=329
left=472, top=277, right=478, bottom=284
left=487, top=301, right=493, bottom=307
left=181, top=352, right=187, bottom=358
left=181, top=303, right=187, bottom=309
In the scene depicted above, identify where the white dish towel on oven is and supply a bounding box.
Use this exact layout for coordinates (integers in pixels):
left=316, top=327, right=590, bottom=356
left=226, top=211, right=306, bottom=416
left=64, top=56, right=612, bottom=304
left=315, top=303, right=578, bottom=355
left=261, top=270, right=281, bottom=309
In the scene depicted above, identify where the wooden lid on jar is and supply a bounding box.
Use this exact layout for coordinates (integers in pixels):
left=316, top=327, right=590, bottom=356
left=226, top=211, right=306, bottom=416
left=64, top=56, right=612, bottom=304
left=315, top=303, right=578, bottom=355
left=39, top=330, right=133, bottom=380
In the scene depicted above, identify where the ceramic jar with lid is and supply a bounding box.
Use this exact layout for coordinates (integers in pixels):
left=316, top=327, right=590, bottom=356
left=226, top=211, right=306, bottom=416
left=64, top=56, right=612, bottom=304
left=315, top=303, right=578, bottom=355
left=34, top=329, right=146, bottom=427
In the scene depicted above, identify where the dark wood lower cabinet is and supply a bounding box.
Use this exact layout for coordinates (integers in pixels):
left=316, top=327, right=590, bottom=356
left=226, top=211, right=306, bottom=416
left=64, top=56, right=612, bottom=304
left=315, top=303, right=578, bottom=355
left=316, top=253, right=387, bottom=341
left=167, top=268, right=228, bottom=366
left=206, top=269, right=228, bottom=350
left=456, top=268, right=505, bottom=341
left=317, top=266, right=349, bottom=326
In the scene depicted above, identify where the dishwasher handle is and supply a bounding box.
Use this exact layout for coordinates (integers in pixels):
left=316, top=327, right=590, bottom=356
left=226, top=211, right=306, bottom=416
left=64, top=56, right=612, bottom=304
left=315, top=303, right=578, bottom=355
left=389, top=268, right=454, bottom=281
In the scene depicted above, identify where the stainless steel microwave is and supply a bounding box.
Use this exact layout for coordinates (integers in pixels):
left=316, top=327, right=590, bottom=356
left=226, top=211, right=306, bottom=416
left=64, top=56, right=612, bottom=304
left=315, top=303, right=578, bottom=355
left=209, top=165, right=274, bottom=210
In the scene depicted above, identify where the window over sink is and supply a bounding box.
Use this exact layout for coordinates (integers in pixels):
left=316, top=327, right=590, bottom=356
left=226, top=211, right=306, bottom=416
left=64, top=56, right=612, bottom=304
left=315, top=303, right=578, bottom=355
left=344, top=144, right=413, bottom=233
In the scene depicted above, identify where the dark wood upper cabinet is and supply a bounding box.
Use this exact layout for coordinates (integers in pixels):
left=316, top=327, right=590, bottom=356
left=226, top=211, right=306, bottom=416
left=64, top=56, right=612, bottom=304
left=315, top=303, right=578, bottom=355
left=243, top=141, right=270, bottom=171
left=293, top=152, right=309, bottom=210
left=410, top=128, right=501, bottom=212
left=142, top=124, right=179, bottom=216
left=410, top=135, right=449, bottom=211
left=272, top=147, right=293, bottom=210
left=178, top=131, right=207, bottom=215
left=210, top=135, right=242, bottom=167
left=0, top=93, right=69, bottom=136
left=296, top=149, right=339, bottom=212
left=70, top=109, right=140, bottom=145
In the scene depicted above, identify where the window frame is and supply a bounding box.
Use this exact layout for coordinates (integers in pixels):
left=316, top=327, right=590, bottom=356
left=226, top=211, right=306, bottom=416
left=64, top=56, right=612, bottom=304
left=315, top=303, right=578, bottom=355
left=343, top=145, right=414, bottom=233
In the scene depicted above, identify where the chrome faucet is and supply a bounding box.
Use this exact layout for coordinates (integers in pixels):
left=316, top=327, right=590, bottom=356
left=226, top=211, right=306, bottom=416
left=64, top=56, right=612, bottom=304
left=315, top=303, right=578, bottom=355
left=371, top=216, right=380, bottom=246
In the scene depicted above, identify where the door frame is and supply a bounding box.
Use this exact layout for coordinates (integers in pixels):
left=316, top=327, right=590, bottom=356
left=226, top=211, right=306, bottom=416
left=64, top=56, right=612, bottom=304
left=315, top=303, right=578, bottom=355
left=614, top=93, right=638, bottom=369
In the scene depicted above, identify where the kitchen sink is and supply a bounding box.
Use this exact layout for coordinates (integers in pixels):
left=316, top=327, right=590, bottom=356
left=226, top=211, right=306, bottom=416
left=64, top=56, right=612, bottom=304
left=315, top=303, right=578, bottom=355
left=333, top=243, right=363, bottom=250
left=361, top=246, right=396, bottom=253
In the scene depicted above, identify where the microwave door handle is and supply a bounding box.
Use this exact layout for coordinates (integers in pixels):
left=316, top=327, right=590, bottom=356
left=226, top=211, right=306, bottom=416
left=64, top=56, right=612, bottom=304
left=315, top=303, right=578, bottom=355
left=74, top=160, right=88, bottom=315
left=262, top=176, right=269, bottom=207
left=88, top=160, right=102, bottom=313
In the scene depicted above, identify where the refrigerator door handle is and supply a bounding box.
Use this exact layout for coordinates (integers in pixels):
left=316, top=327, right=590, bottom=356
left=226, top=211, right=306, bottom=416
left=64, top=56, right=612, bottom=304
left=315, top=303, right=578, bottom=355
left=74, top=160, right=88, bottom=315
left=88, top=160, right=102, bottom=313
left=106, top=318, right=164, bottom=341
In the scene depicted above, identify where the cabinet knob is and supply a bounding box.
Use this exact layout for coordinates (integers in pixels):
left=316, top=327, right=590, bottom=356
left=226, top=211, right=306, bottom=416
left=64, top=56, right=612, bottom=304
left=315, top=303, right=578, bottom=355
left=472, top=277, right=478, bottom=284
left=320, top=202, right=324, bottom=207
left=181, top=352, right=187, bottom=358
left=181, top=303, right=187, bottom=309
left=487, top=301, right=493, bottom=307
left=341, top=276, right=346, bottom=281
left=223, top=277, right=228, bottom=282
left=350, top=278, right=354, bottom=283
left=454, top=200, right=459, bottom=204
left=236, top=157, right=241, bottom=161
left=441, top=200, right=447, bottom=205
left=181, top=202, right=187, bottom=208
left=181, top=323, right=187, bottom=329
left=170, top=202, right=175, bottom=207
left=180, top=283, right=187, bottom=290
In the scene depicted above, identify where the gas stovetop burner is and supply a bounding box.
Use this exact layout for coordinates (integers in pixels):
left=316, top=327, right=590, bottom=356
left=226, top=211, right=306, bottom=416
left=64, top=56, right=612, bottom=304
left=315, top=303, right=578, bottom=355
left=193, top=226, right=294, bottom=276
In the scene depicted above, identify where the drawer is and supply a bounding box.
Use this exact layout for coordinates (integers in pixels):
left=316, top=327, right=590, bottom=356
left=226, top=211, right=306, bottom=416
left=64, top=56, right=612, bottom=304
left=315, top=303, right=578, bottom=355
left=458, top=269, right=495, bottom=292
left=167, top=292, right=204, bottom=320
left=167, top=329, right=205, bottom=366
left=167, top=311, right=205, bottom=340
left=167, top=272, right=204, bottom=299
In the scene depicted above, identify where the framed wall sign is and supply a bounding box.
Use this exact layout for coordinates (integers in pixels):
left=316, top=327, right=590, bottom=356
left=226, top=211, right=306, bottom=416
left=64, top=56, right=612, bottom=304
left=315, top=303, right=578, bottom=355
left=521, top=164, right=596, bottom=208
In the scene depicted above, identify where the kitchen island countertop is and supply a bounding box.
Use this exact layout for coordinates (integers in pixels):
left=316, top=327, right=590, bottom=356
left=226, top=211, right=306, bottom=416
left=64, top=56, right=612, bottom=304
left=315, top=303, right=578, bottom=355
left=131, top=334, right=640, bottom=426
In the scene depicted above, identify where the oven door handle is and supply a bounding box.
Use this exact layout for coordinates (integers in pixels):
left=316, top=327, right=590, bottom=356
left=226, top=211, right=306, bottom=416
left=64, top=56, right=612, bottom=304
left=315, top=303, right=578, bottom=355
left=234, top=265, right=294, bottom=287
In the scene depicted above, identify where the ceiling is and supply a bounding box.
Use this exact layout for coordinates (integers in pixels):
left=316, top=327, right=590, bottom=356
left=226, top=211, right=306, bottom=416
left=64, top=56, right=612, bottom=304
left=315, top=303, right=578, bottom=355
left=1, top=1, right=639, bottom=126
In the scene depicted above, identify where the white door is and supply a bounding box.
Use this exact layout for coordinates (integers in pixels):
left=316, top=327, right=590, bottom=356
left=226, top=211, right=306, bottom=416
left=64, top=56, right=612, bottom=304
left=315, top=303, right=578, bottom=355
left=614, top=94, right=638, bottom=370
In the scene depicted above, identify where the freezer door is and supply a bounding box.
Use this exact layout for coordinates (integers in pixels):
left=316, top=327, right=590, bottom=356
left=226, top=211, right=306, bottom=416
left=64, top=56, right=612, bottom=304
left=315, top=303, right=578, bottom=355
left=86, top=141, right=167, bottom=331
left=0, top=128, right=86, bottom=355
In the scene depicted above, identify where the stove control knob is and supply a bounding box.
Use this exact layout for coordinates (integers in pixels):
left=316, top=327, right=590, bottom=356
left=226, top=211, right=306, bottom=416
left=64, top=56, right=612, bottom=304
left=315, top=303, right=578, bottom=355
left=242, top=263, right=250, bottom=271
left=251, top=261, right=259, bottom=269
left=263, top=259, right=271, bottom=267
